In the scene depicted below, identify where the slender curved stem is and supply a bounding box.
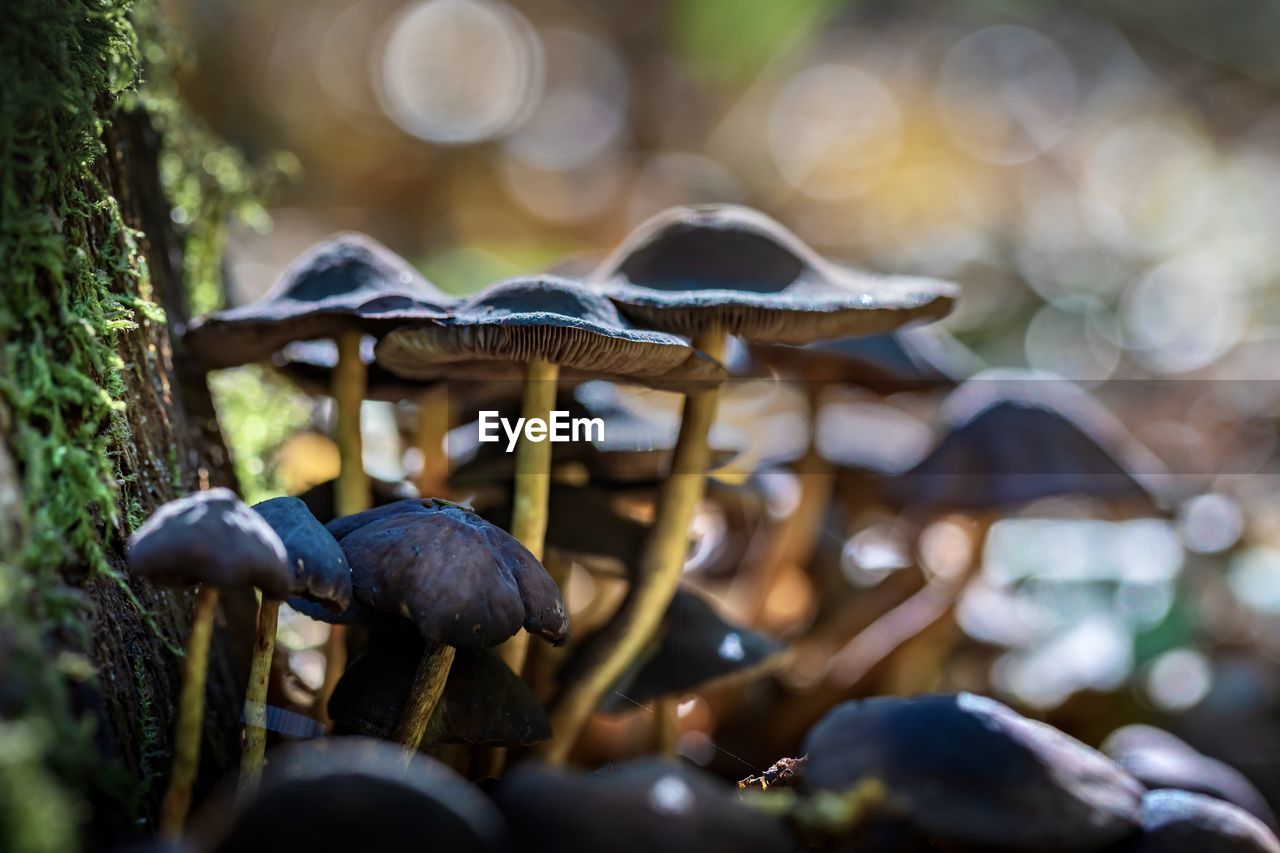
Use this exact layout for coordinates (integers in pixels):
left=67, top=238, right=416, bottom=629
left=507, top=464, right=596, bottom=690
left=159, top=584, right=219, bottom=838
left=539, top=329, right=727, bottom=763
left=499, top=358, right=559, bottom=676
left=391, top=643, right=458, bottom=752
left=414, top=384, right=451, bottom=498
left=238, top=596, right=280, bottom=795
left=315, top=330, right=370, bottom=724
left=654, top=696, right=679, bottom=756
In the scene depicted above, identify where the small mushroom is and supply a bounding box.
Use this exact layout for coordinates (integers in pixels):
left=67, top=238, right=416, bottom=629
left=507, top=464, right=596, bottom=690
left=376, top=275, right=727, bottom=676
left=596, top=588, right=784, bottom=754
left=337, top=499, right=567, bottom=750
left=543, top=204, right=958, bottom=762
left=1103, top=725, right=1276, bottom=828
left=329, top=626, right=550, bottom=748
left=238, top=497, right=351, bottom=789
left=198, top=737, right=504, bottom=853
left=126, top=489, right=291, bottom=836
left=1120, top=790, right=1280, bottom=853
left=493, top=759, right=796, bottom=853
left=800, top=692, right=1144, bottom=850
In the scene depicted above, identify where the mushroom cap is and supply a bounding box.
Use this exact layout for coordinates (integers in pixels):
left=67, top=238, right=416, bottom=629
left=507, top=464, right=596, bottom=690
left=251, top=497, right=352, bottom=612
left=589, top=204, right=958, bottom=344
left=203, top=737, right=503, bottom=853
left=296, top=475, right=418, bottom=528
left=600, top=588, right=785, bottom=710
left=802, top=693, right=1144, bottom=850
left=338, top=500, right=569, bottom=648
left=272, top=336, right=441, bottom=402
left=750, top=323, right=981, bottom=391
left=329, top=628, right=550, bottom=748
left=374, top=275, right=727, bottom=391
left=1103, top=725, right=1276, bottom=828
left=185, top=233, right=452, bottom=369
left=126, top=489, right=291, bottom=597
left=1120, top=790, right=1280, bottom=853
left=494, top=759, right=796, bottom=853
left=888, top=370, right=1165, bottom=511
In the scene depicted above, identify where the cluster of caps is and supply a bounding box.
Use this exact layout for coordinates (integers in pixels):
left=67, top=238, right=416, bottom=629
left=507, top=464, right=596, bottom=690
left=180, top=693, right=1278, bottom=853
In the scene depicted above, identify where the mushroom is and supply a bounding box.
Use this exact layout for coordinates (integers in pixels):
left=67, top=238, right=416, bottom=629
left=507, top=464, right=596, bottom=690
left=493, top=758, right=797, bottom=853
left=1103, top=725, right=1276, bottom=828
left=126, top=489, right=291, bottom=836
left=375, top=275, right=726, bottom=675
left=1120, top=790, right=1280, bottom=853
left=239, top=497, right=351, bottom=790
left=543, top=203, right=957, bottom=761
left=185, top=233, right=455, bottom=715
left=596, top=588, right=785, bottom=755
left=328, top=624, right=551, bottom=749
left=336, top=498, right=568, bottom=750
left=800, top=692, right=1144, bottom=850
left=198, top=737, right=504, bottom=853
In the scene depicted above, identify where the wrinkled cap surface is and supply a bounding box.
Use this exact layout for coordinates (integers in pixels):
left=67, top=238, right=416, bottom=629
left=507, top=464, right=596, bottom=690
left=127, top=489, right=291, bottom=597
left=272, top=336, right=442, bottom=402
left=589, top=204, right=958, bottom=345
left=339, top=500, right=568, bottom=647
left=802, top=693, right=1144, bottom=850
left=888, top=370, right=1165, bottom=511
left=185, top=232, right=453, bottom=369
left=204, top=737, right=503, bottom=853
left=601, top=589, right=784, bottom=711
left=330, top=629, right=550, bottom=748
left=1103, top=725, right=1276, bottom=828
left=251, top=497, right=352, bottom=612
left=374, top=275, right=727, bottom=392
left=1121, top=790, right=1280, bottom=853
left=494, top=759, right=796, bottom=853
left=750, top=324, right=981, bottom=391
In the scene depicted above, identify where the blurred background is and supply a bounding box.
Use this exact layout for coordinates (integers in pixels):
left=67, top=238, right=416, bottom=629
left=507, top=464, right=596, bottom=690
left=169, top=0, right=1280, bottom=806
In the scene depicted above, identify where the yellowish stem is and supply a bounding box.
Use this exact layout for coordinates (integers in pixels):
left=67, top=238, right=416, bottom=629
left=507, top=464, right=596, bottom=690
left=414, top=385, right=451, bottom=498
left=238, top=596, right=280, bottom=795
left=314, top=330, right=370, bottom=724
left=654, top=696, right=679, bottom=757
left=159, top=584, right=219, bottom=838
left=499, top=358, right=559, bottom=675
left=539, top=329, right=727, bottom=763
left=391, top=643, right=458, bottom=752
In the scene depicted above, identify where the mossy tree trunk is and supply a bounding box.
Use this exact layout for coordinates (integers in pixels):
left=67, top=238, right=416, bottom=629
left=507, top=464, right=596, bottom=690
left=1, top=6, right=255, bottom=850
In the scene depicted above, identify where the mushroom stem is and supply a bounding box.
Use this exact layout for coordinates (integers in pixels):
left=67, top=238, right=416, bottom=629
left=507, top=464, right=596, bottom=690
left=654, top=697, right=679, bottom=756
left=540, top=328, right=727, bottom=764
left=238, top=596, right=280, bottom=795
left=413, top=384, right=451, bottom=498
left=391, top=643, right=458, bottom=752
left=159, top=584, right=220, bottom=838
left=316, top=330, right=370, bottom=725
left=499, top=357, right=560, bottom=675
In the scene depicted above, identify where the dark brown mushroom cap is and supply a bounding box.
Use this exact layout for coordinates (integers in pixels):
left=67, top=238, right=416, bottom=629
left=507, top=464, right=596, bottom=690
left=802, top=693, right=1144, bottom=850
left=1103, top=725, right=1276, bottom=828
left=329, top=628, right=550, bottom=748
left=126, top=489, right=291, bottom=597
left=750, top=324, right=981, bottom=391
left=185, top=232, right=453, bottom=369
left=600, top=588, right=784, bottom=711
left=1119, top=790, right=1280, bottom=853
left=338, top=500, right=568, bottom=647
left=203, top=737, right=503, bottom=853
left=374, top=275, right=727, bottom=392
left=887, top=370, right=1166, bottom=511
left=272, top=336, right=442, bottom=402
left=251, top=497, right=352, bottom=612
left=494, top=759, right=796, bottom=853
left=297, top=475, right=418, bottom=528
left=589, top=204, right=958, bottom=345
